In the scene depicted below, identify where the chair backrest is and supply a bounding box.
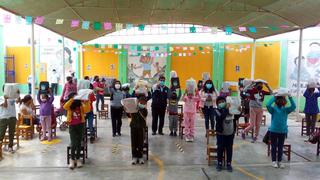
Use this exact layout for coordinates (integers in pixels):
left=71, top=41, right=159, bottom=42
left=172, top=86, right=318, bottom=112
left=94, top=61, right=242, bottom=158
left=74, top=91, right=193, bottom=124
left=206, top=130, right=216, bottom=145
left=18, top=113, right=33, bottom=126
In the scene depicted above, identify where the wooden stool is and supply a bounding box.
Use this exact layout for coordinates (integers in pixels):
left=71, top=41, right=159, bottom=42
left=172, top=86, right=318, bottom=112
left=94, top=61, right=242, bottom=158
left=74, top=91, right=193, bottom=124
left=143, top=126, right=149, bottom=160
left=315, top=127, right=320, bottom=156
left=301, top=118, right=307, bottom=136
left=261, top=115, right=266, bottom=126
left=206, top=130, right=225, bottom=166
left=98, top=104, right=109, bottom=119
left=267, top=142, right=291, bottom=161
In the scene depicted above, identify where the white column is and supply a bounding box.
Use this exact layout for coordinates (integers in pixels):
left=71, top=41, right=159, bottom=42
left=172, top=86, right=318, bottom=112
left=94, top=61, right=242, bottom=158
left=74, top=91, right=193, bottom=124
left=30, top=23, right=36, bottom=99
left=79, top=45, right=83, bottom=79
left=62, top=36, right=66, bottom=85
left=296, top=29, right=303, bottom=118
left=250, top=39, right=256, bottom=80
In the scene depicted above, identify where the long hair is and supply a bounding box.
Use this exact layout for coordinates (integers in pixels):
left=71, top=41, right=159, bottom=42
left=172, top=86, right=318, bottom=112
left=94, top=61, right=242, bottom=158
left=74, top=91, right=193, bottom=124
left=112, top=80, right=122, bottom=90
left=203, top=80, right=216, bottom=93
left=20, top=95, right=32, bottom=105
left=70, top=99, right=82, bottom=111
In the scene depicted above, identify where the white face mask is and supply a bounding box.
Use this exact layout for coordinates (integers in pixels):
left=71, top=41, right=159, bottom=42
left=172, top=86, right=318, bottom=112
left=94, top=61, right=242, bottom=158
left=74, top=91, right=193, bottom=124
left=115, top=84, right=121, bottom=89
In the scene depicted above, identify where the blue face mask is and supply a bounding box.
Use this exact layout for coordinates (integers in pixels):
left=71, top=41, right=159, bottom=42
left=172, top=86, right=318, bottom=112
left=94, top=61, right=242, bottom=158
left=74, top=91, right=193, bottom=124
left=218, top=102, right=226, bottom=109
left=206, top=84, right=212, bottom=89
left=159, top=81, right=165, bottom=86
left=138, top=103, right=146, bottom=109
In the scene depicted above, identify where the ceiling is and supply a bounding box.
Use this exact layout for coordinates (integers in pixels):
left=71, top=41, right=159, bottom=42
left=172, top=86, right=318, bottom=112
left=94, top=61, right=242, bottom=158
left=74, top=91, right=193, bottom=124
left=0, top=0, right=319, bottom=42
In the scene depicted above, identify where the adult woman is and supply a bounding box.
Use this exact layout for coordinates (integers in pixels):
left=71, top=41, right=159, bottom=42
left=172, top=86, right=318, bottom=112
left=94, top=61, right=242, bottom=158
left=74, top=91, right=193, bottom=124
left=19, top=95, right=39, bottom=125
left=200, top=80, right=218, bottom=133
left=110, top=80, right=126, bottom=137
left=61, top=76, right=77, bottom=103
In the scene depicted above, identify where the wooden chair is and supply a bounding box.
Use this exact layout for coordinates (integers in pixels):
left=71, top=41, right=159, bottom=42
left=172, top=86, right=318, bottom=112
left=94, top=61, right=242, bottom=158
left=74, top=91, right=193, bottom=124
left=2, top=124, right=20, bottom=149
left=67, top=128, right=88, bottom=164
left=206, top=130, right=225, bottom=166
left=17, top=114, right=34, bottom=140
left=178, top=105, right=184, bottom=139
left=261, top=115, right=267, bottom=126
left=98, top=104, right=109, bottom=119
left=315, top=127, right=320, bottom=156
left=267, top=142, right=291, bottom=161
left=236, top=120, right=254, bottom=138
left=0, top=142, right=2, bottom=160
left=301, top=118, right=307, bottom=136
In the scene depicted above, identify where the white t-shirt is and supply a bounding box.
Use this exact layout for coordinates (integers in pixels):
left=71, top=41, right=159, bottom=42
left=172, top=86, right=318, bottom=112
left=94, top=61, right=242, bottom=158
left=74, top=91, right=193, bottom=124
left=19, top=103, right=34, bottom=116
left=50, top=73, right=60, bottom=84
left=0, top=98, right=17, bottom=119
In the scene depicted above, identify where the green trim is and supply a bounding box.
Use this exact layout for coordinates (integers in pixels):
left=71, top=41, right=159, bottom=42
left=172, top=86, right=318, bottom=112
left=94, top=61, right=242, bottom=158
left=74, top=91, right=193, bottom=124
left=280, top=40, right=288, bottom=87
left=165, top=44, right=171, bottom=86
left=213, top=43, right=225, bottom=91
left=118, top=48, right=128, bottom=83
left=75, top=47, right=80, bottom=79
left=0, top=25, right=4, bottom=95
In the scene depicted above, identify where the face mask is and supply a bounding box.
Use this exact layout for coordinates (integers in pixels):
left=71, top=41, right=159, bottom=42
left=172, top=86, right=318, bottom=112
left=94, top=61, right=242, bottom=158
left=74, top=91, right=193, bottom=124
left=218, top=102, right=226, bottom=109
left=138, top=103, right=146, bottom=109
left=159, top=81, right=165, bottom=86
left=173, top=82, right=178, bottom=87
left=256, top=86, right=263, bottom=90
left=206, top=84, right=212, bottom=89
left=115, top=84, right=121, bottom=89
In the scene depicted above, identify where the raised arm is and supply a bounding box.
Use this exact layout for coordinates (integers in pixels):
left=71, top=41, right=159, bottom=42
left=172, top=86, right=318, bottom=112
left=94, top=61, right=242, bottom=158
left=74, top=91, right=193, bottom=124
left=266, top=96, right=275, bottom=114
left=264, top=83, right=273, bottom=95
left=285, top=96, right=296, bottom=114
left=63, top=98, right=74, bottom=111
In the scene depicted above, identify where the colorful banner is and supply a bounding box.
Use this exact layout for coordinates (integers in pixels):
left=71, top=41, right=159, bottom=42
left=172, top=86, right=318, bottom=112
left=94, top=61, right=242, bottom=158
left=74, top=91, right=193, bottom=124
left=287, top=40, right=320, bottom=95
left=127, top=45, right=167, bottom=87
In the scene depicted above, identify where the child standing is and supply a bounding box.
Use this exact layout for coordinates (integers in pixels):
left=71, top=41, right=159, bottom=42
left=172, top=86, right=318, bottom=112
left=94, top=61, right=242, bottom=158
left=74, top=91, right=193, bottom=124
left=128, top=96, right=148, bottom=165
left=182, top=90, right=200, bottom=142
left=215, top=96, right=237, bottom=172
left=266, top=91, right=296, bottom=168
left=64, top=94, right=90, bottom=169
left=200, top=80, right=218, bottom=132
left=110, top=80, right=126, bottom=137
left=167, top=88, right=181, bottom=136
left=303, top=83, right=320, bottom=136
left=0, top=93, right=20, bottom=153
left=37, top=90, right=54, bottom=141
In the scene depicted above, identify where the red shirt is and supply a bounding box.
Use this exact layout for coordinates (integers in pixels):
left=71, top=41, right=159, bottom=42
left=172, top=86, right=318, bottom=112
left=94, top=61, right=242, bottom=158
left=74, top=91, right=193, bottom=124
left=93, top=82, right=105, bottom=95
left=88, top=93, right=96, bottom=111
left=70, top=107, right=82, bottom=125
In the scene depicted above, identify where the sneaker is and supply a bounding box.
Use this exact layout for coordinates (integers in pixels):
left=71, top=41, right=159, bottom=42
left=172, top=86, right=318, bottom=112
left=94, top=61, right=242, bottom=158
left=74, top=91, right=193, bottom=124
left=76, top=159, right=83, bottom=168
left=278, top=162, right=285, bottom=169
left=132, top=158, right=138, bottom=165
left=69, top=160, right=75, bottom=170
left=159, top=132, right=164, bottom=135
left=190, top=137, right=194, bottom=142
left=241, top=132, right=246, bottom=140
left=173, top=132, right=177, bottom=136
left=272, top=161, right=279, bottom=168
left=138, top=158, right=145, bottom=164
left=251, top=137, right=257, bottom=143
left=47, top=137, right=52, bottom=142
left=169, top=131, right=173, bottom=136
left=118, top=133, right=122, bottom=136
left=152, top=132, right=156, bottom=136
left=216, top=164, right=223, bottom=172
left=185, top=137, right=189, bottom=142
left=227, top=165, right=233, bottom=172
left=8, top=147, right=14, bottom=153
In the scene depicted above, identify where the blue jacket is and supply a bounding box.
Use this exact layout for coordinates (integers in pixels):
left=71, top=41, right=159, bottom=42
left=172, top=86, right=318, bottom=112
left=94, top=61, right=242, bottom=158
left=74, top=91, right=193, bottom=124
left=303, top=88, right=320, bottom=114
left=267, top=96, right=296, bottom=133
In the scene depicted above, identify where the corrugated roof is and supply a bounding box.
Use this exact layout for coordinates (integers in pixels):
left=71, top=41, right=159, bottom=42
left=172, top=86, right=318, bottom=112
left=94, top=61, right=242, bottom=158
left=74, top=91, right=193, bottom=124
left=1, top=0, right=319, bottom=42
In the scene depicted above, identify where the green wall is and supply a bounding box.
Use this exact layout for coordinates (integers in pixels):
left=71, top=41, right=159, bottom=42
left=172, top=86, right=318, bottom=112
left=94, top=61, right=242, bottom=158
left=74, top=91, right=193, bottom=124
left=0, top=25, right=4, bottom=95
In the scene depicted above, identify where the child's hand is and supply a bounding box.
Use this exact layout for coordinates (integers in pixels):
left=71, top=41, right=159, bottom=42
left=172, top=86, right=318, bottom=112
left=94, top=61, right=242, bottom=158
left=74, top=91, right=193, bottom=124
left=226, top=103, right=231, bottom=109
left=4, top=95, right=9, bottom=100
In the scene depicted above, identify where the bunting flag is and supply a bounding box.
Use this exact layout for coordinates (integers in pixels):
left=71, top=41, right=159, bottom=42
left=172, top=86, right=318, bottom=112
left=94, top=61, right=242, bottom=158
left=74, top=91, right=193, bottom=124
left=15, top=16, right=22, bottom=24
left=138, top=24, right=145, bottom=31
left=3, top=14, right=11, bottom=23
left=56, top=19, right=64, bottom=25
left=71, top=20, right=80, bottom=27
left=116, top=23, right=123, bottom=31
left=25, top=16, right=33, bottom=25
left=211, top=27, right=218, bottom=34
left=161, top=25, right=168, bottom=31
left=104, top=22, right=112, bottom=30
left=225, top=26, right=232, bottom=35
left=126, top=24, right=133, bottom=29
left=239, top=26, right=247, bottom=32
left=248, top=26, right=257, bottom=33
left=35, top=16, right=45, bottom=25
left=82, top=21, right=90, bottom=30
left=189, top=26, right=196, bottom=33
left=93, top=22, right=102, bottom=30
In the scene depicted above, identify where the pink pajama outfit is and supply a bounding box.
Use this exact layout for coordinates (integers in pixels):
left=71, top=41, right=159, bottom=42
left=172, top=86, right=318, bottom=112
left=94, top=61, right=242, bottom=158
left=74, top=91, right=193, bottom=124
left=183, top=94, right=200, bottom=138
left=40, top=115, right=52, bottom=140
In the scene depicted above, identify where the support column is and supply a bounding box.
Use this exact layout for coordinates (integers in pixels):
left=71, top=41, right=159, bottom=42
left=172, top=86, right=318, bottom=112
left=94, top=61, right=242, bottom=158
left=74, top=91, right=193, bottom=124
left=165, top=44, right=171, bottom=86
left=250, top=39, right=256, bottom=80
left=0, top=25, right=4, bottom=96
left=30, top=23, right=36, bottom=99
left=118, top=47, right=128, bottom=83
left=62, top=37, right=66, bottom=85
left=296, top=29, right=303, bottom=118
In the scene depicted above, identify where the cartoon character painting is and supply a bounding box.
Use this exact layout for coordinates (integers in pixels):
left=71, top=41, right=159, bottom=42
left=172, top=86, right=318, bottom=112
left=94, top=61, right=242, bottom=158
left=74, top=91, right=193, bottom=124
left=306, top=42, right=320, bottom=68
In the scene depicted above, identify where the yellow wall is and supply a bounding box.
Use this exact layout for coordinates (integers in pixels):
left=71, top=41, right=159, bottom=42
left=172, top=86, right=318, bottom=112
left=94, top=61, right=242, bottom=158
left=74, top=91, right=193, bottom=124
left=6, top=47, right=31, bottom=84
left=171, top=45, right=213, bottom=90
left=224, top=42, right=281, bottom=89
left=82, top=46, right=118, bottom=78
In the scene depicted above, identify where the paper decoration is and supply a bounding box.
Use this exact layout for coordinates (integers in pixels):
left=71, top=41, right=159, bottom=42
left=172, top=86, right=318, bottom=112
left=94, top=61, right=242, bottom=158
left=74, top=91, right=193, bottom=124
left=108, top=44, right=112, bottom=48
left=248, top=27, right=257, bottom=33
left=246, top=44, right=251, bottom=48
left=137, top=45, right=142, bottom=51
left=126, top=24, right=133, bottom=29
left=93, top=22, right=102, bottom=30
left=76, top=40, right=81, bottom=45
left=189, top=47, right=195, bottom=51
left=239, top=27, right=247, bottom=32
left=169, top=47, right=174, bottom=51
left=173, top=52, right=178, bottom=56
left=3, top=14, right=11, bottom=23
left=138, top=24, right=145, bottom=31
left=183, top=47, right=188, bottom=51
left=175, top=46, right=181, bottom=50
left=71, top=20, right=80, bottom=27
left=124, top=45, right=129, bottom=49
left=193, top=52, right=197, bottom=56
left=155, top=46, right=160, bottom=51
left=58, top=39, right=62, bottom=43
left=118, top=45, right=122, bottom=49
left=188, top=53, right=192, bottom=56
left=116, top=23, right=123, bottom=31
left=202, top=26, right=209, bottom=32
left=113, top=44, right=118, bottom=49
left=25, top=16, right=33, bottom=25
left=280, top=25, right=290, bottom=28
left=94, top=44, right=100, bottom=48
left=56, top=19, right=64, bottom=24
left=104, top=22, right=112, bottom=30
left=34, top=16, right=44, bottom=25
left=179, top=53, right=182, bottom=56
left=82, top=21, right=90, bottom=30
left=183, top=53, right=186, bottom=56
left=190, top=26, right=196, bottom=33
left=211, top=27, right=218, bottom=34
left=199, top=46, right=204, bottom=51
left=15, top=16, right=22, bottom=24
left=73, top=47, right=77, bottom=51
left=225, top=26, right=232, bottom=35
left=269, top=26, right=279, bottom=31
